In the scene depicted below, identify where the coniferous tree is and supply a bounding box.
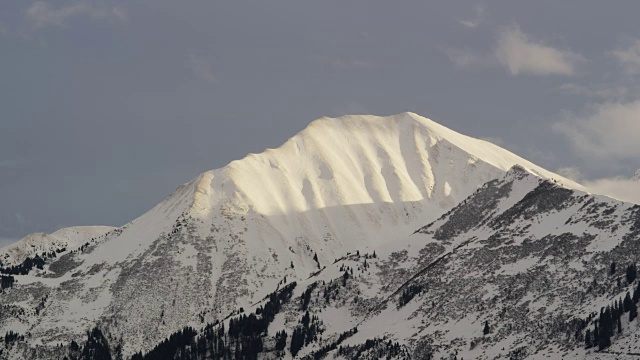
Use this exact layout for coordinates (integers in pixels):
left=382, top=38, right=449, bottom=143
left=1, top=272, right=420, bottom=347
left=584, top=328, right=592, bottom=349
left=618, top=316, right=623, bottom=334
left=630, top=301, right=638, bottom=322
left=608, top=306, right=614, bottom=336
left=301, top=282, right=317, bottom=311
left=342, top=270, right=349, bottom=286
left=4, top=331, right=24, bottom=346
left=275, top=331, right=287, bottom=351
left=624, top=292, right=632, bottom=312
left=0, top=275, right=15, bottom=291
left=82, top=327, right=112, bottom=360
left=398, top=284, right=424, bottom=308
left=290, top=328, right=305, bottom=357
left=301, top=311, right=310, bottom=328
left=627, top=263, right=637, bottom=284
left=598, top=308, right=612, bottom=350
left=483, top=321, right=490, bottom=335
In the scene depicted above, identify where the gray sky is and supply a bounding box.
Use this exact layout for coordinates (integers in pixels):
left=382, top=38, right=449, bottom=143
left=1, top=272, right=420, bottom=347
left=2, top=1, right=640, bottom=245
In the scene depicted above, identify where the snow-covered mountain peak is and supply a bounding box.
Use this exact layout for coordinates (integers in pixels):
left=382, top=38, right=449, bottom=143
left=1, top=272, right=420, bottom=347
left=633, top=169, right=640, bottom=181
left=185, top=113, right=582, bottom=219
left=0, top=112, right=596, bottom=359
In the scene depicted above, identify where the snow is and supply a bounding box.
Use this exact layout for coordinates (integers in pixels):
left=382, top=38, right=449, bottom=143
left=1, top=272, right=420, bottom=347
left=499, top=256, right=540, bottom=275
left=0, top=226, right=115, bottom=266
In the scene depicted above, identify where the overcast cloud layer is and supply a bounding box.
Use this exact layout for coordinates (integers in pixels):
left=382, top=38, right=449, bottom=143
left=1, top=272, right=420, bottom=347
left=2, top=1, right=640, bottom=245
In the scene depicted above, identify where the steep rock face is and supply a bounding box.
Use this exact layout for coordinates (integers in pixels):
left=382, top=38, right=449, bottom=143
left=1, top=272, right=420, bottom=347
left=0, top=113, right=582, bottom=357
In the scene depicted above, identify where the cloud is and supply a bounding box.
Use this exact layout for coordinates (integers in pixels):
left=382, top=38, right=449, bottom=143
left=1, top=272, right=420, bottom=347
left=446, top=25, right=584, bottom=76
left=494, top=25, right=584, bottom=76
left=188, top=53, right=216, bottom=83
left=553, top=100, right=640, bottom=161
left=458, top=5, right=485, bottom=29
left=584, top=177, right=640, bottom=205
left=445, top=48, right=496, bottom=69
left=556, top=167, right=584, bottom=182
left=611, top=39, right=640, bottom=74
left=458, top=20, right=479, bottom=29
left=554, top=167, right=640, bottom=205
left=26, top=1, right=126, bottom=29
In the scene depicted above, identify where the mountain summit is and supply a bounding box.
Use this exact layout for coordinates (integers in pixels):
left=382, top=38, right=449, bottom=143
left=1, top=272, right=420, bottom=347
left=193, top=112, right=580, bottom=218
left=180, top=112, right=581, bottom=246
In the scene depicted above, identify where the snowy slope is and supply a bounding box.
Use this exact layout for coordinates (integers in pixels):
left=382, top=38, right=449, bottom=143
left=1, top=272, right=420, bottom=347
left=0, top=226, right=115, bottom=266
left=0, top=112, right=587, bottom=359
left=280, top=167, right=640, bottom=359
